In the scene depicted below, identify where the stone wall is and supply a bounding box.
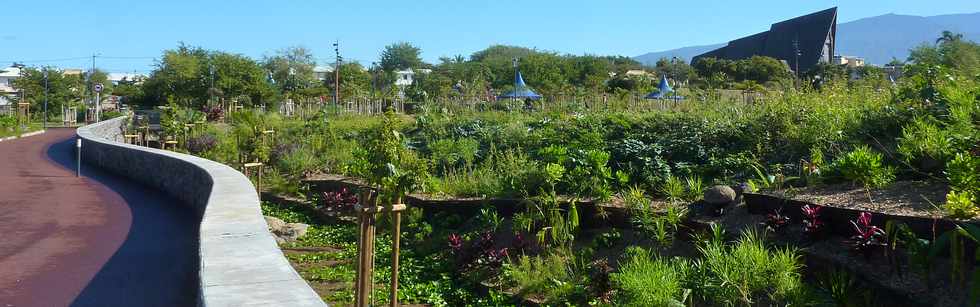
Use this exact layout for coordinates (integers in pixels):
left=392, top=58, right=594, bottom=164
left=77, top=117, right=326, bottom=307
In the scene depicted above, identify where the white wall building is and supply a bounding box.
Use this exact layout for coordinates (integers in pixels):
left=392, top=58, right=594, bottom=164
left=394, top=68, right=431, bottom=87
left=832, top=55, right=865, bottom=68
left=0, top=66, right=22, bottom=113
left=314, top=66, right=334, bottom=82
left=107, top=72, right=146, bottom=85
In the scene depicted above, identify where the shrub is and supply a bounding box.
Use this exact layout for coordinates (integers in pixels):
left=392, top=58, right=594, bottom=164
left=503, top=253, right=575, bottom=303
left=946, top=152, right=980, bottom=197
left=944, top=190, right=977, bottom=219
left=612, top=247, right=691, bottom=305
left=276, top=146, right=319, bottom=178
left=897, top=118, right=955, bottom=172
left=102, top=110, right=124, bottom=120
left=944, top=152, right=980, bottom=218
left=320, top=188, right=358, bottom=215
left=186, top=133, right=218, bottom=155
left=0, top=114, right=15, bottom=130
left=204, top=105, right=224, bottom=121
left=830, top=146, right=896, bottom=188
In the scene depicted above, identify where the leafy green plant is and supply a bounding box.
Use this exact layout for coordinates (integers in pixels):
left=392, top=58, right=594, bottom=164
left=685, top=175, right=705, bottom=202
left=477, top=207, right=504, bottom=232
left=660, top=175, right=686, bottom=202
left=944, top=152, right=980, bottom=218
left=945, top=190, right=978, bottom=219
left=503, top=252, right=577, bottom=303
left=593, top=229, right=622, bottom=248
left=830, top=146, right=896, bottom=189
left=816, top=267, right=864, bottom=307
left=696, top=229, right=806, bottom=306
left=611, top=246, right=691, bottom=306
left=897, top=117, right=956, bottom=172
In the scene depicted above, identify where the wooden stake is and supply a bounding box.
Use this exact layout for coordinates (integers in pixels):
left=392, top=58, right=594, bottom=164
left=389, top=196, right=403, bottom=307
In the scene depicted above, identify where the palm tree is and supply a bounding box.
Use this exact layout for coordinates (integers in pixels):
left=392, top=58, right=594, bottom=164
left=936, top=30, right=964, bottom=45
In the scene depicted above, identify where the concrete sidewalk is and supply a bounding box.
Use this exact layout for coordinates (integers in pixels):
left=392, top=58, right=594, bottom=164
left=0, top=129, right=198, bottom=306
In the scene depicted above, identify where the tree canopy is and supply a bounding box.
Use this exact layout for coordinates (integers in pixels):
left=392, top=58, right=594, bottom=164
left=380, top=42, right=424, bottom=72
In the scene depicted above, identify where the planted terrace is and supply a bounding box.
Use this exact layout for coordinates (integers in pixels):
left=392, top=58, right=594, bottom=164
left=119, top=50, right=980, bottom=306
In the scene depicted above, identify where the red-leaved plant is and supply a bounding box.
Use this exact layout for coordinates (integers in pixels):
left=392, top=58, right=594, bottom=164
left=448, top=233, right=463, bottom=252
left=801, top=204, right=825, bottom=240
left=850, top=211, right=886, bottom=259
left=763, top=208, right=791, bottom=232
left=448, top=231, right=508, bottom=272
left=320, top=188, right=358, bottom=214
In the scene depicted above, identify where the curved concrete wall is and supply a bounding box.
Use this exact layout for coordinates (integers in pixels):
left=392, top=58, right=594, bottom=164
left=77, top=117, right=326, bottom=307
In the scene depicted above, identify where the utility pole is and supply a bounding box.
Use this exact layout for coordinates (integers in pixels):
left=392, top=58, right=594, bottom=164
left=792, top=37, right=801, bottom=79
left=333, top=40, right=341, bottom=106
left=91, top=54, right=100, bottom=122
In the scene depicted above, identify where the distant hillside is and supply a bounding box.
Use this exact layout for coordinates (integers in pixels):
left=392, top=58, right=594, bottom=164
left=635, top=11, right=980, bottom=66
left=633, top=43, right=723, bottom=66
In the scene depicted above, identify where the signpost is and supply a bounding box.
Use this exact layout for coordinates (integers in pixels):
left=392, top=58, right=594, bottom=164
left=94, top=83, right=103, bottom=122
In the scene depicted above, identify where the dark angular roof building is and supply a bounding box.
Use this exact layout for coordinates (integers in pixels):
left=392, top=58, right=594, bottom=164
left=692, top=7, right=838, bottom=74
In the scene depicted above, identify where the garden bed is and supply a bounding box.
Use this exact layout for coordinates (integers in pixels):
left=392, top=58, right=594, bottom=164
left=302, top=174, right=634, bottom=229
left=775, top=180, right=950, bottom=219
left=690, top=203, right=973, bottom=307
left=744, top=190, right=979, bottom=240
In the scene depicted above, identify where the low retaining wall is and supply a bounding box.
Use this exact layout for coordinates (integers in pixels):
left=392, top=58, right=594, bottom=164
left=77, top=117, right=326, bottom=307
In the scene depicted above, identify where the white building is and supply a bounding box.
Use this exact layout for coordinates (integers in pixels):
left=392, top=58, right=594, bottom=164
left=314, top=65, right=334, bottom=82
left=832, top=55, right=865, bottom=68
left=107, top=72, right=146, bottom=85
left=394, top=68, right=431, bottom=87
left=0, top=66, right=21, bottom=113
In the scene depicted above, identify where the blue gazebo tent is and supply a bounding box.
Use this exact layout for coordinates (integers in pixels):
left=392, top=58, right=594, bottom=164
left=498, top=71, right=542, bottom=100
left=644, top=75, right=684, bottom=100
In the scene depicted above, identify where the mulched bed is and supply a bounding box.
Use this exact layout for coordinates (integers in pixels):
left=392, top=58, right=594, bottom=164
left=768, top=180, right=950, bottom=219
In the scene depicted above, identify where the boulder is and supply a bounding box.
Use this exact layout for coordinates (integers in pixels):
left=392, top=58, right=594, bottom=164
left=265, top=216, right=310, bottom=244
left=704, top=185, right=737, bottom=205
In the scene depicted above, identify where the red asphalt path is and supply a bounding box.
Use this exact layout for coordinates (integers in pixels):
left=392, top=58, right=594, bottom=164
left=0, top=129, right=131, bottom=306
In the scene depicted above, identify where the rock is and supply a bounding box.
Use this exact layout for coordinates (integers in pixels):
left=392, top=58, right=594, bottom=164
left=265, top=216, right=309, bottom=244
left=704, top=185, right=737, bottom=205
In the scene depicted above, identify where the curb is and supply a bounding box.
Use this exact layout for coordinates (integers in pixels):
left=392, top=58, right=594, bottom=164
left=0, top=129, right=46, bottom=142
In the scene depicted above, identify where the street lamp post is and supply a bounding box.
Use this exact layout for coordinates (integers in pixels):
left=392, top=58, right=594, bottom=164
left=43, top=70, right=48, bottom=129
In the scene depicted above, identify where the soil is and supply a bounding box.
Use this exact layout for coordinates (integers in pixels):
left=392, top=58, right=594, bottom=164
left=769, top=180, right=950, bottom=219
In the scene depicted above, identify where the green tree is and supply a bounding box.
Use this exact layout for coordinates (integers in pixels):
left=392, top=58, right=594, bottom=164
left=211, top=51, right=275, bottom=106
left=263, top=46, right=317, bottom=95
left=142, top=43, right=209, bottom=107
left=379, top=42, right=423, bottom=72
left=654, top=57, right=694, bottom=84
left=326, top=62, right=371, bottom=100
left=11, top=67, right=85, bottom=120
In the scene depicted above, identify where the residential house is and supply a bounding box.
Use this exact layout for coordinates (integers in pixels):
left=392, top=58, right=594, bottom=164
left=314, top=65, right=334, bottom=82
left=0, top=65, right=21, bottom=114
left=832, top=55, right=865, bottom=67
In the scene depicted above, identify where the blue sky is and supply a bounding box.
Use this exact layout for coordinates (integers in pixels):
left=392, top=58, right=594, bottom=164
left=3, top=0, right=980, bottom=73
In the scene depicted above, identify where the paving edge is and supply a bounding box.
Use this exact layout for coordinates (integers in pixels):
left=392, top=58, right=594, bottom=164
left=77, top=117, right=326, bottom=307
left=0, top=129, right=46, bottom=142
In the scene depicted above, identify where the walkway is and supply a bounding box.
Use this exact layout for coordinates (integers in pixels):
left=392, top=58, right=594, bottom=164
left=0, top=129, right=198, bottom=306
